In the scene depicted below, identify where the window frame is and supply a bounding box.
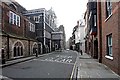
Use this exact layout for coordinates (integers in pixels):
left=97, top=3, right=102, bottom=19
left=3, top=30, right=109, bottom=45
left=17, top=15, right=20, bottom=27
left=9, top=11, right=21, bottom=27
left=106, top=0, right=112, bottom=18
left=94, top=14, right=96, bottom=27
left=106, top=34, right=112, bottom=57
left=9, top=11, right=14, bottom=24
left=29, top=22, right=35, bottom=32
left=34, top=16, right=39, bottom=23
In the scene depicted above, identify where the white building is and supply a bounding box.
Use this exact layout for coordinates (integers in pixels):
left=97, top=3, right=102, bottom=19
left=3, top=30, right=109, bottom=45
left=74, top=21, right=85, bottom=52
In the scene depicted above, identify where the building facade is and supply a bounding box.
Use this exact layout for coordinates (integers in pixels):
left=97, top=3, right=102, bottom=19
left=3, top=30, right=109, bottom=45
left=0, top=1, right=38, bottom=61
left=68, top=37, right=73, bottom=50
left=24, top=8, right=57, bottom=54
left=84, top=1, right=98, bottom=59
left=57, top=25, right=66, bottom=50
left=52, top=31, right=63, bottom=51
left=70, top=21, right=85, bottom=52
left=97, top=0, right=120, bottom=75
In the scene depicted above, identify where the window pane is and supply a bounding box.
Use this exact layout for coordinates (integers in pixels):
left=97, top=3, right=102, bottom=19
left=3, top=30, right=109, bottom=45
left=17, top=16, right=20, bottom=26
left=13, top=47, right=16, bottom=57
left=9, top=11, right=13, bottom=24
left=21, top=47, right=23, bottom=56
left=16, top=47, right=18, bottom=56
left=14, top=14, right=16, bottom=25
left=30, top=23, right=32, bottom=31
left=106, top=0, right=112, bottom=18
left=29, top=22, right=31, bottom=31
left=17, top=16, right=19, bottom=26
left=109, top=35, right=112, bottom=45
left=109, top=46, right=112, bottom=56
left=107, top=34, right=112, bottom=56
left=18, top=47, right=20, bottom=56
left=94, top=15, right=96, bottom=26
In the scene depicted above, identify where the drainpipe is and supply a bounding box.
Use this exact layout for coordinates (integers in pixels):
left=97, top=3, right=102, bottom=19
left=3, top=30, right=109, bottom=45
left=7, top=35, right=9, bottom=59
left=97, top=1, right=102, bottom=63
left=28, top=40, right=30, bottom=56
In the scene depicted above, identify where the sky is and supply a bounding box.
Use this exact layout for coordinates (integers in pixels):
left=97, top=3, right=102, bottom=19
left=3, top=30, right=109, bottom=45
left=15, top=0, right=88, bottom=41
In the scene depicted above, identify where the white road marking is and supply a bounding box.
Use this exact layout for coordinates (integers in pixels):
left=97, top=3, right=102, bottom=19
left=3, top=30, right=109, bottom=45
left=38, top=59, right=74, bottom=65
left=0, top=75, right=13, bottom=80
left=47, top=73, right=50, bottom=75
left=77, top=68, right=80, bottom=78
left=41, top=55, right=73, bottom=64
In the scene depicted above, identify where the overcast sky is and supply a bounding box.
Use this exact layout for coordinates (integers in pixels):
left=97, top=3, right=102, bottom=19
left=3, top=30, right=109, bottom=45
left=15, top=0, right=88, bottom=41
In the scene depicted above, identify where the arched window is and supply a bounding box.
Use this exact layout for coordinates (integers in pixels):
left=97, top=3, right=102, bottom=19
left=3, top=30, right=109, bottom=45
left=13, top=47, right=16, bottom=57
left=9, top=4, right=17, bottom=11
left=32, top=43, right=38, bottom=55
left=21, top=47, right=23, bottom=56
left=13, top=41, right=24, bottom=57
left=18, top=47, right=20, bottom=56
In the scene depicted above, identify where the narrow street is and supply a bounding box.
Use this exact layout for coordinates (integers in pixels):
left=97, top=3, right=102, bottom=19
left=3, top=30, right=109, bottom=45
left=2, top=50, right=78, bottom=79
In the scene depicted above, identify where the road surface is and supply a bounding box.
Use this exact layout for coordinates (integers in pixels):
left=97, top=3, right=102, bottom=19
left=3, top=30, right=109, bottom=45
left=2, top=50, right=78, bottom=79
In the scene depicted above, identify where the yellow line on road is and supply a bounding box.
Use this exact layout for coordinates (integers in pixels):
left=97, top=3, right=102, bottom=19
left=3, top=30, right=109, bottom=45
left=70, top=52, right=79, bottom=80
left=70, top=60, right=77, bottom=80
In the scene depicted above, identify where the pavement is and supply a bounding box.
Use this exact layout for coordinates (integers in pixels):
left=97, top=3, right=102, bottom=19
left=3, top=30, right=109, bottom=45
left=76, top=52, right=120, bottom=79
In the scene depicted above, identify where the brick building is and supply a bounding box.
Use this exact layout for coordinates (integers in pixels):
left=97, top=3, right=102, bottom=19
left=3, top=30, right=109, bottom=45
left=84, top=1, right=98, bottom=59
left=23, top=8, right=57, bottom=54
left=97, top=0, right=120, bottom=75
left=0, top=1, right=38, bottom=61
left=57, top=25, right=66, bottom=50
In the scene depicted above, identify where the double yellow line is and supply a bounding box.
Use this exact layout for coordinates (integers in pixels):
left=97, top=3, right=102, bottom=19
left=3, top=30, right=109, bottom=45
left=70, top=52, right=79, bottom=80
left=70, top=61, right=77, bottom=80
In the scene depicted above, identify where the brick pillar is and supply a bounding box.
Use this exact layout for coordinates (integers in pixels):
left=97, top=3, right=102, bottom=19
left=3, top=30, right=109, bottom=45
left=118, top=2, right=120, bottom=76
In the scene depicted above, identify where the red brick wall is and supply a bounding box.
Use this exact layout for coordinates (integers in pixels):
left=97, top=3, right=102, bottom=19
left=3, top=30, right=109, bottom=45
left=101, top=2, right=119, bottom=75
left=97, top=1, right=102, bottom=63
left=118, top=2, right=120, bottom=76
left=2, top=3, right=24, bottom=37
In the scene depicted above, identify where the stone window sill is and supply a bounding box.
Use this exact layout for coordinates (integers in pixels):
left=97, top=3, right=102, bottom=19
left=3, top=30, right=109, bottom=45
left=104, top=14, right=113, bottom=22
left=105, top=55, right=113, bottom=60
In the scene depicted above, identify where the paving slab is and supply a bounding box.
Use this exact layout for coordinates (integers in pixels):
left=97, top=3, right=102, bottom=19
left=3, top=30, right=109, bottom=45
left=77, top=53, right=120, bottom=79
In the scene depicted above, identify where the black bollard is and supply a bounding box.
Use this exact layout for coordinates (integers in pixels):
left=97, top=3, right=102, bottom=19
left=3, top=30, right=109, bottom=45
left=2, top=48, right=6, bottom=64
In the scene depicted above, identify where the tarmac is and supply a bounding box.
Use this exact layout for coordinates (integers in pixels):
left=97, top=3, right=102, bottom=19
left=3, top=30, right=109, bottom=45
left=0, top=52, right=54, bottom=68
left=0, top=51, right=120, bottom=80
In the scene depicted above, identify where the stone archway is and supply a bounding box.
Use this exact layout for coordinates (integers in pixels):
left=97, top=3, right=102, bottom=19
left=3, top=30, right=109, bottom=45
left=32, top=42, right=38, bottom=55
left=12, top=40, right=24, bottom=57
left=46, top=45, right=49, bottom=53
left=38, top=42, right=42, bottom=54
left=55, top=44, right=58, bottom=50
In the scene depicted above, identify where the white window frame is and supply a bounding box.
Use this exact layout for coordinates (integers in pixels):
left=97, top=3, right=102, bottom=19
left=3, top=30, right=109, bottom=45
left=33, top=25, right=35, bottom=32
left=94, top=15, right=96, bottom=26
left=34, top=16, right=39, bottom=23
left=107, top=34, right=112, bottom=57
left=9, top=11, right=20, bottom=26
left=29, top=22, right=35, bottom=32
left=14, top=14, right=17, bottom=25
left=17, top=15, right=20, bottom=27
left=9, top=11, right=14, bottom=24
left=106, top=0, right=112, bottom=18
left=30, top=23, right=32, bottom=31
